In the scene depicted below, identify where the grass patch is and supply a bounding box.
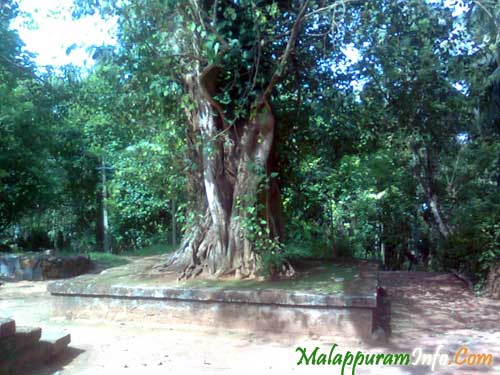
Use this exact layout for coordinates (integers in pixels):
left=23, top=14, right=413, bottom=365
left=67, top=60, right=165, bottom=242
left=178, top=263, right=356, bottom=294
left=128, top=242, right=178, bottom=257
left=87, top=252, right=129, bottom=267
left=283, top=241, right=335, bottom=261
left=55, top=250, right=129, bottom=268
left=57, top=241, right=177, bottom=259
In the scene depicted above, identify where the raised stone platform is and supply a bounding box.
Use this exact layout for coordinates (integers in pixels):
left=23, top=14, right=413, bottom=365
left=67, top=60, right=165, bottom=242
left=48, top=258, right=380, bottom=339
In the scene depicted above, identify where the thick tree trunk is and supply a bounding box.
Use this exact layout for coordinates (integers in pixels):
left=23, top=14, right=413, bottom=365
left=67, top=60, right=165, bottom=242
left=163, top=69, right=286, bottom=280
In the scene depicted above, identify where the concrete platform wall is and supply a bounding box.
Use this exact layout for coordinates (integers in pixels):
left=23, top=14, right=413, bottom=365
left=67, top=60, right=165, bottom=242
left=51, top=294, right=375, bottom=338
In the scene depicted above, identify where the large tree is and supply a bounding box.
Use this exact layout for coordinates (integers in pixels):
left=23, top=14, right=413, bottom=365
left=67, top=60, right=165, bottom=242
left=164, top=0, right=312, bottom=279
left=75, top=0, right=350, bottom=279
left=0, top=0, right=58, bottom=232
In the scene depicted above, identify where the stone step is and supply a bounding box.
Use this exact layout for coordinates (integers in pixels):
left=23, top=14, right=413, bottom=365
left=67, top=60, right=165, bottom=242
left=0, top=330, right=70, bottom=375
left=0, top=326, right=42, bottom=361
left=39, top=331, right=71, bottom=356
left=0, top=319, right=15, bottom=339
left=3, top=341, right=51, bottom=374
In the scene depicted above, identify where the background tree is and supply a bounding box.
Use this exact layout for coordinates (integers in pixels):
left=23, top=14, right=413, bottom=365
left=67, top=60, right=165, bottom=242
left=0, top=0, right=60, bottom=240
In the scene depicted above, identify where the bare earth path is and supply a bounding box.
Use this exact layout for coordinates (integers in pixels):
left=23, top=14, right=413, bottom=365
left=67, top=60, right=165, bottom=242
left=1, top=267, right=499, bottom=375
left=379, top=272, right=500, bottom=374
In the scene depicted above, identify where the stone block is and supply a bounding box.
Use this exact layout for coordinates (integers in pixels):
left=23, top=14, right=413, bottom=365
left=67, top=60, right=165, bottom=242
left=40, top=331, right=71, bottom=356
left=0, top=326, right=42, bottom=361
left=0, top=319, right=15, bottom=339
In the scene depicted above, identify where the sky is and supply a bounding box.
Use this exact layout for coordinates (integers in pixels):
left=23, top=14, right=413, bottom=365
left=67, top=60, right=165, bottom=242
left=11, top=0, right=468, bottom=74
left=13, top=0, right=364, bottom=71
left=11, top=0, right=116, bottom=68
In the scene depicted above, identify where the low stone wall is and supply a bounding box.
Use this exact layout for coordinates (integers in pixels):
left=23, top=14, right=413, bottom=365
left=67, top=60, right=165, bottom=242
left=0, top=254, right=92, bottom=281
left=51, top=294, right=375, bottom=338
left=48, top=265, right=380, bottom=339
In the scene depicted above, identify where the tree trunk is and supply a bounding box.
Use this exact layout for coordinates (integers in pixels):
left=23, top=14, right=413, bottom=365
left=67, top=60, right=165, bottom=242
left=171, top=199, right=177, bottom=246
left=101, top=157, right=111, bottom=253
left=486, top=261, right=500, bottom=299
left=428, top=193, right=451, bottom=238
left=164, top=69, right=287, bottom=280
left=379, top=222, right=386, bottom=266
left=411, top=140, right=452, bottom=239
left=96, top=157, right=111, bottom=253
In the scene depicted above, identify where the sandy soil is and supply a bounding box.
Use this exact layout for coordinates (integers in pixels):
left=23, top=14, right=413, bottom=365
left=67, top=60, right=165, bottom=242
left=1, top=269, right=499, bottom=375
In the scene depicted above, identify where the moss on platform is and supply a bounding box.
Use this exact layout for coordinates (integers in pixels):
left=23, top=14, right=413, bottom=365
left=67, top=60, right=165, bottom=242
left=177, top=263, right=358, bottom=294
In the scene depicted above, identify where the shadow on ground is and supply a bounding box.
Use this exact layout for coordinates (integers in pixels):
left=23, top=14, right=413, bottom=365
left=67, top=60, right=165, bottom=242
left=19, top=347, right=85, bottom=375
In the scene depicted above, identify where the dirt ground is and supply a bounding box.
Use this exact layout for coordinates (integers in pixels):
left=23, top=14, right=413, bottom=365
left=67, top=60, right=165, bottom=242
left=1, top=269, right=499, bottom=375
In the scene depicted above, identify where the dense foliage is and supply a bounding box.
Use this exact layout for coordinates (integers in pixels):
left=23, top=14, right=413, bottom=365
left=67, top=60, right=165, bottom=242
left=1, top=0, right=498, bottom=286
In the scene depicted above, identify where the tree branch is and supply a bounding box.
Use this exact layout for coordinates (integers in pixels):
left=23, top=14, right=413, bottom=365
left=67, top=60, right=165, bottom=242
left=262, top=0, right=310, bottom=101
left=473, top=0, right=499, bottom=29
left=304, top=0, right=360, bottom=20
